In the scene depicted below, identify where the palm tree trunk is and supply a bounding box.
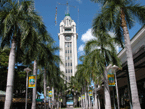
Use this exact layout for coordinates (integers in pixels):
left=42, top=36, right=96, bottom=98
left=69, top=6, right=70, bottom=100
left=84, top=85, right=88, bottom=109
left=52, top=87, right=54, bottom=108
left=31, top=60, right=37, bottom=109
left=104, top=67, right=111, bottom=109
left=81, top=93, right=83, bottom=108
left=121, top=9, right=141, bottom=109
left=85, top=91, right=88, bottom=108
left=4, top=38, right=16, bottom=109
left=44, top=69, right=47, bottom=109
left=98, top=95, right=101, bottom=109
left=94, top=84, right=98, bottom=109
left=88, top=86, right=90, bottom=109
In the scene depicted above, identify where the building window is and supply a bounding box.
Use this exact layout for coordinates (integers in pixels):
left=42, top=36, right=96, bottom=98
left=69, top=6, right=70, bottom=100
left=70, top=50, right=72, bottom=53
left=68, top=50, right=69, bottom=53
left=69, top=76, right=70, bottom=80
left=66, top=77, right=67, bottom=80
left=68, top=63, right=69, bottom=66
left=70, top=63, right=72, bottom=66
left=65, top=56, right=67, bottom=60
left=70, top=56, right=72, bottom=60
left=68, top=69, right=70, bottom=73
left=65, top=50, right=67, bottom=53
left=65, top=43, right=67, bottom=47
left=65, top=29, right=71, bottom=31
left=68, top=56, right=69, bottom=60
left=66, top=69, right=67, bottom=73
left=71, top=69, right=72, bottom=73
left=65, top=63, right=67, bottom=66
left=70, top=43, right=71, bottom=47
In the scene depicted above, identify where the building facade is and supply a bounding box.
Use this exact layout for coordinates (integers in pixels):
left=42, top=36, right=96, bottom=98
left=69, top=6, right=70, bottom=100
left=96, top=25, right=145, bottom=109
left=58, top=13, right=78, bottom=83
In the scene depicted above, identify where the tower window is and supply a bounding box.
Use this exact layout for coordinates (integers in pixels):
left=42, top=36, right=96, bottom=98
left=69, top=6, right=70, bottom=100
left=65, top=29, right=71, bottom=31
left=65, top=43, right=67, bottom=47
left=65, top=56, right=67, bottom=60
left=66, top=69, right=67, bottom=73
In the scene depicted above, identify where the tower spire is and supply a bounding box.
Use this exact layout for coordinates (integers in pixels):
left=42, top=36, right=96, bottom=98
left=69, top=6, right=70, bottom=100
left=57, top=1, right=76, bottom=16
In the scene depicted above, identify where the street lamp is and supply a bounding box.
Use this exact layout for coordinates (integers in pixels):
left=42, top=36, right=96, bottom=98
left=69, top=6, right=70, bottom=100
left=112, top=65, right=120, bottom=109
left=24, top=67, right=32, bottom=109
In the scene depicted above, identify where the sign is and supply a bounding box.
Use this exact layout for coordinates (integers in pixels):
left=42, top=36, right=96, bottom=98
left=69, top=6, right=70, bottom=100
left=108, top=69, right=115, bottom=86
left=82, top=95, right=85, bottom=99
left=28, top=75, right=36, bottom=88
left=78, top=97, right=81, bottom=101
left=89, top=90, right=92, bottom=96
left=49, top=90, right=52, bottom=97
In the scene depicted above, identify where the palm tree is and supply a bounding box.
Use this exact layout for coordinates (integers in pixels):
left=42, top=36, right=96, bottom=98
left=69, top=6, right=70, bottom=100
left=37, top=42, right=63, bottom=109
left=0, top=0, right=48, bottom=108
left=91, top=0, right=145, bottom=108
left=75, top=59, right=94, bottom=108
left=84, top=31, right=121, bottom=109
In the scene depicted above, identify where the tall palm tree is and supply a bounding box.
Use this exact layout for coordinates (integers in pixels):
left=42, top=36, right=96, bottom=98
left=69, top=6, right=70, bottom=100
left=0, top=0, right=48, bottom=108
left=37, top=42, right=63, bottom=109
left=84, top=31, right=121, bottom=109
left=91, top=0, right=145, bottom=108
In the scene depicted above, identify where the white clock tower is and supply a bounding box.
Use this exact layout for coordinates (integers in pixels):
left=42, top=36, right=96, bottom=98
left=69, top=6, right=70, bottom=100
left=58, top=13, right=78, bottom=83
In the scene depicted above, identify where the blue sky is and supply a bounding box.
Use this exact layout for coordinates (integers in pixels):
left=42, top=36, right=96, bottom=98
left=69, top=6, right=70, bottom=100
left=34, top=0, right=145, bottom=65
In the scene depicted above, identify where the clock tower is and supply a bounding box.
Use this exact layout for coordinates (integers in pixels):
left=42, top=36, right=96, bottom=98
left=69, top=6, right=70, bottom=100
left=58, top=13, right=78, bottom=83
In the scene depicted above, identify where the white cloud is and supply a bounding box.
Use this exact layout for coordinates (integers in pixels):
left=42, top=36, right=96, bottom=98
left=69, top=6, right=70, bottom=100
left=78, top=44, right=85, bottom=56
left=78, top=28, right=96, bottom=56
left=108, top=31, right=115, bottom=38
left=81, top=28, right=96, bottom=43
left=78, top=44, right=84, bottom=52
left=108, top=31, right=120, bottom=53
left=78, top=29, right=120, bottom=56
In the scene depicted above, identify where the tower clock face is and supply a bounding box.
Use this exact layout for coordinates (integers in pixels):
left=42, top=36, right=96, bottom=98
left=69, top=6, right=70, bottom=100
left=65, top=36, right=71, bottom=41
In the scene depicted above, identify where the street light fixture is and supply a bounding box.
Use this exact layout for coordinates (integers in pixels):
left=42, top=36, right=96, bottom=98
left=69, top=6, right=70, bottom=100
left=112, top=65, right=120, bottom=109
left=24, top=67, right=32, bottom=109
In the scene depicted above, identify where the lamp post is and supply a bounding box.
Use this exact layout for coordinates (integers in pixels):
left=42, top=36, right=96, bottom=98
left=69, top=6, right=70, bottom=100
left=24, top=67, right=31, bottom=109
left=112, top=65, right=120, bottom=109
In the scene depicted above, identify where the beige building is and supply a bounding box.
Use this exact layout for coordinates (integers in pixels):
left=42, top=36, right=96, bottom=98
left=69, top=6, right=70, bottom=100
left=58, top=14, right=78, bottom=83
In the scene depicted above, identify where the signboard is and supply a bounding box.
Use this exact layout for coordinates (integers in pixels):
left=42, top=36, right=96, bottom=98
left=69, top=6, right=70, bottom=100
left=49, top=90, right=52, bottom=97
left=108, top=69, right=115, bottom=86
left=89, top=90, right=92, bottom=96
left=28, top=75, right=36, bottom=88
left=78, top=97, right=81, bottom=101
